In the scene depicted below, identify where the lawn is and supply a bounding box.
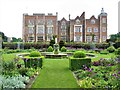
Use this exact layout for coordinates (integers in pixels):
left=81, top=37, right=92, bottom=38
left=90, top=53, right=116, bottom=61
left=31, top=59, right=79, bottom=88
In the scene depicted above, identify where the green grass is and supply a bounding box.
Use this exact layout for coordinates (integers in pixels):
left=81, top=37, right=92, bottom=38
left=31, top=59, right=79, bottom=88
left=91, top=53, right=116, bottom=61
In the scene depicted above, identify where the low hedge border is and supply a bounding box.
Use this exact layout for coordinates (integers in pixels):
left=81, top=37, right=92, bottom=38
left=69, top=57, right=91, bottom=71
left=23, top=56, right=44, bottom=69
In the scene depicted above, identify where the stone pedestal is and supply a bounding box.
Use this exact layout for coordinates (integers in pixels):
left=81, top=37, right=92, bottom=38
left=53, top=44, right=59, bottom=54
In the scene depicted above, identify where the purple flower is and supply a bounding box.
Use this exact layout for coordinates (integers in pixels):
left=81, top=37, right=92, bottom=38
left=88, top=69, right=92, bottom=72
left=118, top=71, right=120, bottom=74
left=108, top=64, right=111, bottom=66
left=112, top=73, right=117, bottom=76
left=100, top=58, right=103, bottom=61
left=116, top=76, right=119, bottom=78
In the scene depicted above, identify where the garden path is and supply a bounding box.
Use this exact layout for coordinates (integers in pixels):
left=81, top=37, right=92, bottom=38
left=31, top=59, right=79, bottom=88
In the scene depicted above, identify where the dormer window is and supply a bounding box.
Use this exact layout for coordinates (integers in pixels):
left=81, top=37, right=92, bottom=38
left=76, top=19, right=80, bottom=24
left=91, top=19, right=95, bottom=24
left=61, top=21, right=66, bottom=25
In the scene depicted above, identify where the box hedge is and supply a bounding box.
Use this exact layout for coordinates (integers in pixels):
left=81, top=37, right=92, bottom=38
left=23, top=56, right=44, bottom=69
left=69, top=57, right=91, bottom=71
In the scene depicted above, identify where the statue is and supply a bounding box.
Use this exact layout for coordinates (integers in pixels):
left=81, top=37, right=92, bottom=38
left=53, top=37, right=59, bottom=54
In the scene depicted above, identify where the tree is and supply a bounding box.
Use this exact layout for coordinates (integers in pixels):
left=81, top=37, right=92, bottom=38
left=11, top=37, right=23, bottom=42
left=110, top=32, right=120, bottom=42
left=90, top=33, right=95, bottom=42
left=0, top=31, right=8, bottom=42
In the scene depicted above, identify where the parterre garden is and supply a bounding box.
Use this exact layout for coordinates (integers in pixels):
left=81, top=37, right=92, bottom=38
left=0, top=42, right=120, bottom=89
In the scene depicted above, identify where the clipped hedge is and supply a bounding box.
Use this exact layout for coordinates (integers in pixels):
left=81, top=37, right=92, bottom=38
left=107, top=46, right=115, bottom=53
left=61, top=46, right=67, bottom=52
left=100, top=49, right=109, bottom=54
left=115, top=47, right=120, bottom=55
left=29, top=51, right=41, bottom=57
left=23, top=56, right=44, bottom=69
left=69, top=57, right=91, bottom=71
left=47, top=46, right=53, bottom=52
left=73, top=51, right=86, bottom=58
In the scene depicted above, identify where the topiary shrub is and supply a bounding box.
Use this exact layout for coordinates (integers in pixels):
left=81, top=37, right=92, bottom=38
left=73, top=51, right=86, bottom=58
left=29, top=51, right=41, bottom=57
left=61, top=46, right=67, bottom=52
left=23, top=56, right=44, bottom=69
left=69, top=57, right=91, bottom=71
left=47, top=46, right=53, bottom=52
left=115, top=47, right=120, bottom=55
left=107, top=46, right=115, bottom=53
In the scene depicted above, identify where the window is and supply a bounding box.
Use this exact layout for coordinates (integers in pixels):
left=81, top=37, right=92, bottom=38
left=38, top=20, right=44, bottom=25
left=103, top=36, right=106, bottom=41
left=28, top=37, right=34, bottom=42
left=28, top=20, right=34, bottom=25
left=76, top=19, right=80, bottom=24
left=102, top=18, right=106, bottom=23
left=86, top=36, right=92, bottom=42
left=28, top=27, right=34, bottom=34
left=61, top=21, right=66, bottom=25
left=102, top=27, right=106, bottom=32
left=75, top=27, right=81, bottom=32
left=37, top=26, right=44, bottom=34
left=87, top=27, right=92, bottom=32
left=75, top=36, right=81, bottom=41
left=47, top=27, right=53, bottom=34
left=37, top=36, right=43, bottom=41
left=94, top=36, right=98, bottom=42
left=47, top=20, right=53, bottom=25
left=61, top=25, right=66, bottom=31
left=47, top=35, right=53, bottom=41
left=94, top=27, right=98, bottom=32
left=91, top=19, right=95, bottom=24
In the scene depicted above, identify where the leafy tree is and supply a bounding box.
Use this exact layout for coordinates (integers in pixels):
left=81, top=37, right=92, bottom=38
left=110, top=32, right=120, bottom=42
left=11, top=37, right=23, bottom=42
left=49, top=35, right=57, bottom=47
left=0, top=31, right=8, bottom=42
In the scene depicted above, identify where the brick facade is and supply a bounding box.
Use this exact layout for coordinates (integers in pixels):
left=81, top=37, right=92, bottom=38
left=22, top=8, right=107, bottom=43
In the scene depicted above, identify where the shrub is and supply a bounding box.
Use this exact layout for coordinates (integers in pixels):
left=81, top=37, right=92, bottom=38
left=1, top=75, right=29, bottom=88
left=49, top=40, right=55, bottom=47
left=18, top=67, right=28, bottom=76
left=29, top=51, right=41, bottom=57
left=47, top=46, right=53, bottom=52
left=73, top=51, right=86, bottom=58
left=100, top=49, right=109, bottom=54
left=107, top=46, right=115, bottom=53
left=61, top=46, right=67, bottom=52
left=23, top=57, right=43, bottom=69
left=115, top=47, right=120, bottom=55
left=2, top=61, right=16, bottom=75
left=69, top=57, right=91, bottom=71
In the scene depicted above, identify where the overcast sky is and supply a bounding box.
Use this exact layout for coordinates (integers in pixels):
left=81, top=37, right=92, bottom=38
left=0, top=0, right=119, bottom=38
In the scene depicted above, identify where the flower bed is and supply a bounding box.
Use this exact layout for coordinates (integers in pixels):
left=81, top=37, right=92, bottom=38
left=73, top=56, right=120, bottom=88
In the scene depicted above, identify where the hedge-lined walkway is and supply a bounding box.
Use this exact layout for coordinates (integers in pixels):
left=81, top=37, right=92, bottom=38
left=31, top=59, right=79, bottom=88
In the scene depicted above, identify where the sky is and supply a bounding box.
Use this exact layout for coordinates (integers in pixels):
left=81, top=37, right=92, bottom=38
left=0, top=0, right=119, bottom=38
